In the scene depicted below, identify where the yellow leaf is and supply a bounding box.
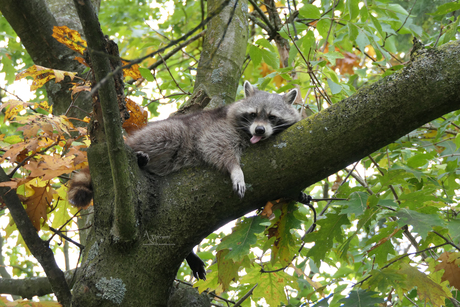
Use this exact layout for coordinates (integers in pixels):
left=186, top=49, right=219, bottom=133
left=122, top=60, right=142, bottom=80
left=52, top=25, right=87, bottom=55
left=16, top=65, right=78, bottom=91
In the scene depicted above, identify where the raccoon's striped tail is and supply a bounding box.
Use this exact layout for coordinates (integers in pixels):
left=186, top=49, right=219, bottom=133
left=67, top=167, right=93, bottom=208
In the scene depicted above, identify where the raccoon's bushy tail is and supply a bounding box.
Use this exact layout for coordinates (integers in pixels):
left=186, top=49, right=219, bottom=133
left=67, top=167, right=93, bottom=208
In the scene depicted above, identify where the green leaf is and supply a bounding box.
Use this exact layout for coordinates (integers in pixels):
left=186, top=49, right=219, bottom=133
left=269, top=202, right=302, bottom=266
left=217, top=216, right=265, bottom=261
left=347, top=0, right=359, bottom=21
left=387, top=4, right=408, bottom=16
left=360, top=5, right=369, bottom=21
left=299, top=4, right=321, bottom=19
left=347, top=23, right=359, bottom=41
left=260, top=49, right=279, bottom=69
left=339, top=191, right=368, bottom=216
left=397, top=263, right=452, bottom=306
left=338, top=289, right=384, bottom=307
left=216, top=250, right=246, bottom=291
left=316, top=18, right=331, bottom=39
left=249, top=45, right=262, bottom=67
left=428, top=2, right=460, bottom=15
left=356, top=30, right=370, bottom=53
left=302, top=30, right=316, bottom=55
left=242, top=269, right=297, bottom=306
left=370, top=14, right=384, bottom=38
left=305, top=213, right=350, bottom=266
left=395, top=209, right=445, bottom=239
left=363, top=268, right=407, bottom=292
left=139, top=67, right=154, bottom=82
left=447, top=219, right=460, bottom=244
left=256, top=38, right=276, bottom=53
left=327, top=78, right=342, bottom=94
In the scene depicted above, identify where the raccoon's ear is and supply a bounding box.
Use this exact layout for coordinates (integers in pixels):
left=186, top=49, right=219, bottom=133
left=284, top=88, right=298, bottom=105
left=244, top=81, right=256, bottom=98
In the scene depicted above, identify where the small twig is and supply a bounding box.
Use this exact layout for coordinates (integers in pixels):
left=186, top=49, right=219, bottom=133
left=248, top=0, right=277, bottom=34
left=49, top=227, right=85, bottom=250
left=157, top=53, right=190, bottom=95
left=233, top=283, right=258, bottom=307
left=91, top=0, right=232, bottom=95
left=319, top=161, right=359, bottom=216
left=432, top=230, right=460, bottom=252
left=355, top=242, right=450, bottom=287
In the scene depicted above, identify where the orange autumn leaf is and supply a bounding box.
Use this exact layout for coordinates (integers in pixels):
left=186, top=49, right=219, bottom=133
left=19, top=184, right=56, bottom=231
left=122, top=60, right=142, bottom=80
left=435, top=252, right=460, bottom=290
left=261, top=201, right=275, bottom=218
left=52, top=25, right=87, bottom=55
left=16, top=65, right=78, bottom=91
left=259, top=63, right=285, bottom=88
left=122, top=98, right=148, bottom=134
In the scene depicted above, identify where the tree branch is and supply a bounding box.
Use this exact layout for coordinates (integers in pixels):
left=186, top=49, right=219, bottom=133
left=73, top=0, right=137, bottom=242
left=154, top=40, right=460, bottom=255
left=0, top=270, right=76, bottom=299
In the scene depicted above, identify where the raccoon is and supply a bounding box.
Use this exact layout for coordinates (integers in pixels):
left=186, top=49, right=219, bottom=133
left=67, top=81, right=301, bottom=208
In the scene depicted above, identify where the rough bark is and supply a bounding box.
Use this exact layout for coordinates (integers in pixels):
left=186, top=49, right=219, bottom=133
left=193, top=0, right=249, bottom=108
left=70, top=40, right=460, bottom=306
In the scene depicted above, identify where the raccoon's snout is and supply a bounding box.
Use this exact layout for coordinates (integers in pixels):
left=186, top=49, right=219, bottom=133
left=255, top=126, right=265, bottom=135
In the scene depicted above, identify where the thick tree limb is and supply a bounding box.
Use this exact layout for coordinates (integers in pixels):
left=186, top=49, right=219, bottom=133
left=73, top=0, right=137, bottom=242
left=0, top=168, right=71, bottom=306
left=154, top=40, right=460, bottom=255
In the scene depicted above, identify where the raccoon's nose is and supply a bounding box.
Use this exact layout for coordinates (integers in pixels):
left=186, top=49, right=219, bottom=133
left=255, top=126, right=265, bottom=135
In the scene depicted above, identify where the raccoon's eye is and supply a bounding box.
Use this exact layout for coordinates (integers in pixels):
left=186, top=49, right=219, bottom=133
left=268, top=115, right=277, bottom=121
left=249, top=113, right=257, bottom=118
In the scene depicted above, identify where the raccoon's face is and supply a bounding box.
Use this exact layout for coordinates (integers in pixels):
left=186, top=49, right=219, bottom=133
left=240, top=109, right=288, bottom=144
left=233, top=81, right=302, bottom=144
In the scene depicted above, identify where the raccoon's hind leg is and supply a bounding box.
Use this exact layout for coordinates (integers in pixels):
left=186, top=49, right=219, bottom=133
left=230, top=165, right=246, bottom=198
left=185, top=252, right=206, bottom=280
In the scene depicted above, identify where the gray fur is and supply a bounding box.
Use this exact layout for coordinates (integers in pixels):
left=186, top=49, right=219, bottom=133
left=68, top=82, right=301, bottom=206
left=126, top=81, right=301, bottom=198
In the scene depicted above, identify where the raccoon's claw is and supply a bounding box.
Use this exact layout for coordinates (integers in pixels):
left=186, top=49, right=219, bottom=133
left=234, top=181, right=246, bottom=198
left=230, top=167, right=246, bottom=198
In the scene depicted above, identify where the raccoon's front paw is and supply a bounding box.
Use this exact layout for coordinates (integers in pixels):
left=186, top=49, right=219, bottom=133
left=136, top=151, right=150, bottom=168
left=234, top=181, right=246, bottom=198
left=231, top=167, right=246, bottom=198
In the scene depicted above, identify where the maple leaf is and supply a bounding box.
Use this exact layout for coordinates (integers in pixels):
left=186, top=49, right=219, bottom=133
left=122, top=98, right=148, bottom=134
left=268, top=202, right=301, bottom=266
left=434, top=252, right=460, bottom=290
left=19, top=183, right=56, bottom=231
left=397, top=263, right=451, bottom=306
left=216, top=215, right=265, bottom=261
left=216, top=249, right=246, bottom=291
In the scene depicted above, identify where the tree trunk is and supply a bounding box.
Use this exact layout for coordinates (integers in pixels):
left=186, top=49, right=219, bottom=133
left=193, top=0, right=249, bottom=108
